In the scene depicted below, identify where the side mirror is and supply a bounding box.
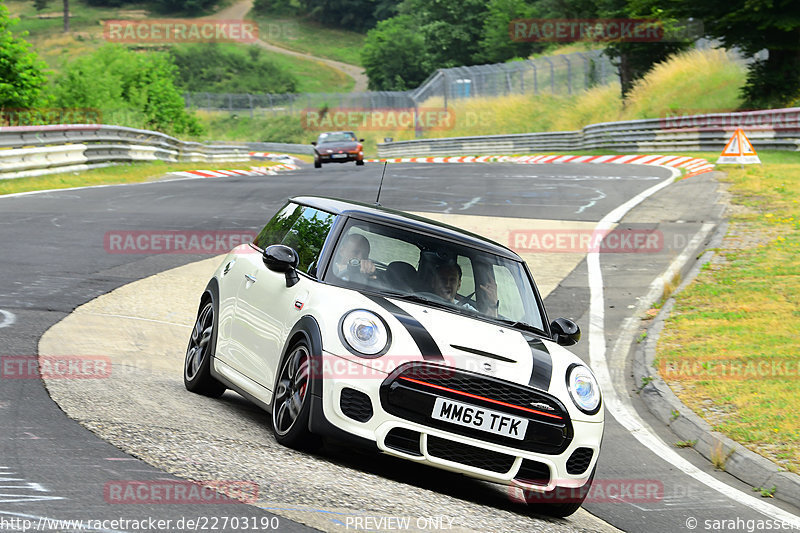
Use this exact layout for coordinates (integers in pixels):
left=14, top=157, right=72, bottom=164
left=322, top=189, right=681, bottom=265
left=311, top=141, right=317, bottom=146
left=263, top=245, right=300, bottom=287
left=551, top=318, right=580, bottom=346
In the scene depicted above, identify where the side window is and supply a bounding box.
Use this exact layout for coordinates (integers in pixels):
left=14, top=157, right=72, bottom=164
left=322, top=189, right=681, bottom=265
left=494, top=265, right=525, bottom=320
left=281, top=208, right=335, bottom=273
left=457, top=256, right=475, bottom=297
left=253, top=203, right=303, bottom=249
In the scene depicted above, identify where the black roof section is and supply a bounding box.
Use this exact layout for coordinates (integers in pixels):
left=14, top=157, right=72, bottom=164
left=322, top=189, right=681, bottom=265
left=290, top=196, right=521, bottom=260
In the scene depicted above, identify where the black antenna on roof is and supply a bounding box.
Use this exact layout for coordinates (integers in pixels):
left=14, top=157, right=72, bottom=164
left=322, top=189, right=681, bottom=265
left=375, top=161, right=388, bottom=206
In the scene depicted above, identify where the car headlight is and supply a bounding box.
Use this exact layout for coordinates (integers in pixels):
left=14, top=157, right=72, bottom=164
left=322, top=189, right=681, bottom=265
left=566, top=364, right=601, bottom=414
left=340, top=310, right=390, bottom=357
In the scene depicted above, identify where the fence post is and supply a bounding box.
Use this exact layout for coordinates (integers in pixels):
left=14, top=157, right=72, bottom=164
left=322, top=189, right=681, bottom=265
left=544, top=57, right=555, bottom=94
left=563, top=55, right=572, bottom=95
left=443, top=71, right=448, bottom=110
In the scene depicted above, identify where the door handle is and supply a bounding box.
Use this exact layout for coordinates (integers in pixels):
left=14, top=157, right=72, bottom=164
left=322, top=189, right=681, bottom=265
left=244, top=274, right=257, bottom=283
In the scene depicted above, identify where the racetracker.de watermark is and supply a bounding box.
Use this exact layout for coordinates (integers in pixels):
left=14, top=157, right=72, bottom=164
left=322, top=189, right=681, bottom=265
left=103, top=19, right=259, bottom=43
left=660, top=109, right=800, bottom=130
left=510, top=478, right=664, bottom=504
left=509, top=18, right=703, bottom=42
left=104, top=480, right=259, bottom=504
left=660, top=359, right=799, bottom=381
left=301, top=108, right=456, bottom=131
left=509, top=228, right=663, bottom=253
left=1, top=356, right=111, bottom=379
left=104, top=231, right=257, bottom=254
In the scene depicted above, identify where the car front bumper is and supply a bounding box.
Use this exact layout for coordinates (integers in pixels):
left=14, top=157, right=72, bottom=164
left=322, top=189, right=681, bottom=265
left=310, top=351, right=603, bottom=493
left=318, top=153, right=361, bottom=163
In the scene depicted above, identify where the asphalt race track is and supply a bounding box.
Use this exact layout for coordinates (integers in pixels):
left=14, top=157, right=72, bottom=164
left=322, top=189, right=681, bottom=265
left=1, top=162, right=798, bottom=532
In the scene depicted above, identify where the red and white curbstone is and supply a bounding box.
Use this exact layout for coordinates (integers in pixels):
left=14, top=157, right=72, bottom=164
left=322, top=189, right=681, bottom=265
left=365, top=153, right=714, bottom=178
left=169, top=163, right=298, bottom=179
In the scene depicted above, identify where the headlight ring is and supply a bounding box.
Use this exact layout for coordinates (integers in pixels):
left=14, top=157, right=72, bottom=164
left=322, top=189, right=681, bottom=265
left=339, top=309, right=391, bottom=358
left=566, top=363, right=602, bottom=415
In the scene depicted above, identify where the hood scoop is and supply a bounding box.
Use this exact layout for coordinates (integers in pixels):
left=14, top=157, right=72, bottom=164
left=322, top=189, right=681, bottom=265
left=450, top=344, right=516, bottom=363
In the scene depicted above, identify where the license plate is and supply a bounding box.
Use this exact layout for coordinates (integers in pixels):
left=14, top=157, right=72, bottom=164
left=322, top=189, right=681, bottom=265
left=431, top=398, right=528, bottom=440
left=332, top=153, right=348, bottom=159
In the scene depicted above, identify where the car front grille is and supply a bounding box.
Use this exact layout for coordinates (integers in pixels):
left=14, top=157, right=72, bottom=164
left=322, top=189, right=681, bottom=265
left=426, top=435, right=516, bottom=474
left=515, top=459, right=551, bottom=486
left=566, top=447, right=594, bottom=475
left=340, top=388, right=373, bottom=423
left=380, top=362, right=573, bottom=454
left=384, top=427, right=422, bottom=456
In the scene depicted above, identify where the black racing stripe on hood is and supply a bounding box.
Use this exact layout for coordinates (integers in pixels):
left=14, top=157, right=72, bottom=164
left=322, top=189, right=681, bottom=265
left=526, top=336, right=552, bottom=391
left=364, top=295, right=444, bottom=362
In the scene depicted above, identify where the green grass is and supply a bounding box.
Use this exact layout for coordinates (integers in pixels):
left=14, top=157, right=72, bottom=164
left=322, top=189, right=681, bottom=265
left=0, top=160, right=278, bottom=196
left=261, top=47, right=353, bottom=93
left=655, top=150, right=800, bottom=474
left=250, top=10, right=366, bottom=66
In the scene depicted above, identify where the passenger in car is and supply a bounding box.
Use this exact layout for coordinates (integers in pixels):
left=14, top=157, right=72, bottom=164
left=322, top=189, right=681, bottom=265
left=332, top=233, right=376, bottom=282
left=430, top=262, right=499, bottom=317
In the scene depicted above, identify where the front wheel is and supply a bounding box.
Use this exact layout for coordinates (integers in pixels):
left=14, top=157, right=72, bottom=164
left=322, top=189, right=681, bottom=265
left=355, top=159, right=364, bottom=166
left=314, top=159, right=322, bottom=169
left=271, top=341, right=321, bottom=450
left=184, top=298, right=226, bottom=397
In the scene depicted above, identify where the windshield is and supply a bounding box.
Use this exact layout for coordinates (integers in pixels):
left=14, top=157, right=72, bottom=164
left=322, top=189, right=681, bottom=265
left=324, top=219, right=545, bottom=332
left=318, top=132, right=357, bottom=143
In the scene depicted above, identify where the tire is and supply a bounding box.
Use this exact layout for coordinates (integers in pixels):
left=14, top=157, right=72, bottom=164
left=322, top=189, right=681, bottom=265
left=314, top=160, right=322, bottom=169
left=271, top=341, right=321, bottom=450
left=524, top=466, right=596, bottom=518
left=355, top=159, right=364, bottom=166
left=184, top=297, right=226, bottom=397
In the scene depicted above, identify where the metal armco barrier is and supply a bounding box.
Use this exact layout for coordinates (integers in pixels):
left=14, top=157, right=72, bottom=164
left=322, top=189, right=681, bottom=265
left=0, top=124, right=261, bottom=180
left=377, top=108, right=800, bottom=157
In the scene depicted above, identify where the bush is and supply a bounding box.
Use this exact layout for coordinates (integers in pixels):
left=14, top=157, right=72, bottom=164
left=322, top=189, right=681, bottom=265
left=170, top=44, right=298, bottom=94
left=51, top=44, right=203, bottom=135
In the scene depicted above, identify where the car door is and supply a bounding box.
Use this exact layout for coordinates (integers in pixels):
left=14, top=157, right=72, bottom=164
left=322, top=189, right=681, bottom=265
left=230, top=206, right=335, bottom=395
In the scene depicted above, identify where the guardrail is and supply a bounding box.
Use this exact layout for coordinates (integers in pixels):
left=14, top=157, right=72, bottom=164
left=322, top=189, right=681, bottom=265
left=377, top=108, right=800, bottom=157
left=0, top=124, right=257, bottom=180
left=245, top=141, right=314, bottom=155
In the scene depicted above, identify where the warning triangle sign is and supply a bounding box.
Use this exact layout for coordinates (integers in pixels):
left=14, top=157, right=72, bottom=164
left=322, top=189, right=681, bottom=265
left=716, top=128, right=761, bottom=165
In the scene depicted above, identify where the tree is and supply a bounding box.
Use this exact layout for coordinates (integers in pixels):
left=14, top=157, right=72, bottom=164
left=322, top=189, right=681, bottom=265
left=401, top=0, right=491, bottom=68
left=669, top=0, right=800, bottom=108
left=475, top=0, right=541, bottom=64
left=0, top=5, right=48, bottom=111
left=598, top=0, right=692, bottom=99
left=361, top=15, right=432, bottom=90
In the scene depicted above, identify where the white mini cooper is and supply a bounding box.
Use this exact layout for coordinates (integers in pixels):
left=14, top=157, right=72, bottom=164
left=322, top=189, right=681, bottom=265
left=184, top=196, right=604, bottom=517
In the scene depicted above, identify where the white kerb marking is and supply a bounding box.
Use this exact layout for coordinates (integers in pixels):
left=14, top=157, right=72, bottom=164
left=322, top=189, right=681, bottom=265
left=0, top=310, right=16, bottom=329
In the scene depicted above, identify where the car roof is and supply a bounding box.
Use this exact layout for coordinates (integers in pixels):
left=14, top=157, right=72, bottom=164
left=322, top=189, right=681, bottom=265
left=291, top=196, right=521, bottom=260
left=318, top=131, right=355, bottom=136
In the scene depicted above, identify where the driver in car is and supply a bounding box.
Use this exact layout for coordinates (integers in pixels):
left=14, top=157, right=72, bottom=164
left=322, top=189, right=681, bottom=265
left=332, top=233, right=376, bottom=282
left=430, top=262, right=498, bottom=317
